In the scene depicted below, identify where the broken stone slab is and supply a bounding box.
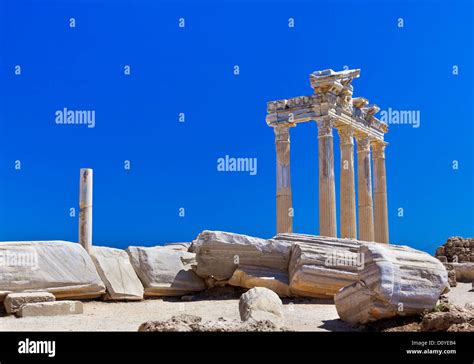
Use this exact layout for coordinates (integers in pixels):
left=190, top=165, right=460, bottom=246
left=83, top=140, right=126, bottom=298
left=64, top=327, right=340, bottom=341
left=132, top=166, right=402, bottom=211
left=16, top=301, right=83, bottom=317
left=126, top=246, right=206, bottom=297
left=4, top=292, right=55, bottom=314
left=420, top=303, right=474, bottom=332
left=335, top=243, right=449, bottom=324
left=228, top=265, right=291, bottom=297
left=192, top=231, right=292, bottom=284
left=90, top=246, right=144, bottom=301
left=0, top=241, right=105, bottom=301
left=276, top=233, right=361, bottom=298
left=239, top=287, right=283, bottom=324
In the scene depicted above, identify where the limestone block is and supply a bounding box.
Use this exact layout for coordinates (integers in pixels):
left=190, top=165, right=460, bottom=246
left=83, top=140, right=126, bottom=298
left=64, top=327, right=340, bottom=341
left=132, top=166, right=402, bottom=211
left=276, top=233, right=361, bottom=298
left=335, top=243, right=449, bottom=324
left=192, top=231, right=292, bottom=283
left=452, top=262, right=474, bottom=283
left=4, top=292, right=55, bottom=314
left=126, top=246, right=205, bottom=296
left=16, top=301, right=83, bottom=317
left=90, top=246, right=144, bottom=301
left=0, top=241, right=105, bottom=301
left=228, top=265, right=291, bottom=297
left=239, top=287, right=283, bottom=323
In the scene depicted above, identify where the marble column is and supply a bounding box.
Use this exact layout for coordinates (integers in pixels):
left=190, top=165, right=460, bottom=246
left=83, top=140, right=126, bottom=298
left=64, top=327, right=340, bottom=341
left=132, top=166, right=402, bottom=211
left=317, top=119, right=337, bottom=237
left=356, top=135, right=374, bottom=242
left=372, top=141, right=389, bottom=243
left=79, top=168, right=93, bottom=252
left=337, top=126, right=357, bottom=239
left=274, top=124, right=293, bottom=233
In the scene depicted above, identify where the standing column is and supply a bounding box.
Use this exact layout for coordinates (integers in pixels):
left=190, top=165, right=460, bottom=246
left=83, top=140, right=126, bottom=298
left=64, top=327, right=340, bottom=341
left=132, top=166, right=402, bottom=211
left=337, top=126, right=357, bottom=239
left=274, top=124, right=293, bottom=233
left=356, top=135, right=375, bottom=241
left=79, top=168, right=93, bottom=252
left=372, top=141, right=389, bottom=243
left=317, top=119, right=337, bottom=237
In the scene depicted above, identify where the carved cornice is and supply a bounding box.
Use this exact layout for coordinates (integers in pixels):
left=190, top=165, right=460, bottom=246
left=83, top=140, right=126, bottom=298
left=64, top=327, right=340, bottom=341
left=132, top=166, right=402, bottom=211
left=266, top=69, right=389, bottom=138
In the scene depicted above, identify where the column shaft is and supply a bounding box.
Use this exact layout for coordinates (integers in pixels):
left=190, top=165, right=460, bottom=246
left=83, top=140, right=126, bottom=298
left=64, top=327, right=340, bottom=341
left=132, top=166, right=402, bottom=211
left=337, top=126, right=357, bottom=239
left=356, top=135, right=375, bottom=241
left=372, top=141, right=389, bottom=243
left=274, top=125, right=293, bottom=233
left=79, top=168, right=93, bottom=252
left=317, top=119, right=337, bottom=237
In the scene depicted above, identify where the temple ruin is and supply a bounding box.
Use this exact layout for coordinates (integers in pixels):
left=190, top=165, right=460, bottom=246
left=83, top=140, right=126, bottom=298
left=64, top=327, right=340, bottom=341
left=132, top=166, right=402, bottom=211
left=266, top=69, right=389, bottom=243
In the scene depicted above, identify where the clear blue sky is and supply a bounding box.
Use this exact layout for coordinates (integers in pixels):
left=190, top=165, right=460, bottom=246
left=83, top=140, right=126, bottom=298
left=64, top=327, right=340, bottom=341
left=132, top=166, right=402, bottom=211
left=0, top=0, right=472, bottom=254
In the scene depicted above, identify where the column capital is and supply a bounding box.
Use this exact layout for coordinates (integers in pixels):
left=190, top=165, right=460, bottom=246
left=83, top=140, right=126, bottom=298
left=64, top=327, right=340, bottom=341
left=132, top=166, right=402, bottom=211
left=371, top=140, right=388, bottom=159
left=273, top=123, right=293, bottom=141
left=355, top=133, right=372, bottom=152
left=336, top=125, right=355, bottom=145
left=317, top=118, right=335, bottom=138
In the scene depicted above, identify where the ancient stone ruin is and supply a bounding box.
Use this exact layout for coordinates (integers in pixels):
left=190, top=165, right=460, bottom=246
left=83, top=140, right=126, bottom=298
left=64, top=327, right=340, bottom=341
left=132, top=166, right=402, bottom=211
left=266, top=69, right=389, bottom=243
left=435, top=236, right=474, bottom=285
left=0, top=68, right=462, bottom=330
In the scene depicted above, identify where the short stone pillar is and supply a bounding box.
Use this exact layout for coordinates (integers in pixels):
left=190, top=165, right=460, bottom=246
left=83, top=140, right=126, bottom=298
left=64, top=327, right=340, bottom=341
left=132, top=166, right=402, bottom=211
left=79, top=168, right=93, bottom=252
left=356, top=135, right=374, bottom=242
left=372, top=141, right=389, bottom=243
left=317, top=119, right=337, bottom=237
left=274, top=124, right=293, bottom=233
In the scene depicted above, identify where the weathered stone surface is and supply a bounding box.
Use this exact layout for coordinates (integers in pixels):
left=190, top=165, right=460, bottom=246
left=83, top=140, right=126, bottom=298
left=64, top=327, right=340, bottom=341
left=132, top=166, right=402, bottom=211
left=192, top=231, right=292, bottom=283
left=451, top=262, right=474, bottom=283
left=420, top=304, right=474, bottom=332
left=138, top=314, right=283, bottom=332
left=435, top=236, right=474, bottom=263
left=276, top=233, right=361, bottom=298
left=239, top=287, right=283, bottom=323
left=335, top=243, right=449, bottom=324
left=163, top=242, right=191, bottom=251
left=4, top=292, right=55, bottom=314
left=90, top=246, right=144, bottom=301
left=17, top=301, right=83, bottom=317
left=126, top=246, right=205, bottom=296
left=0, top=241, right=105, bottom=301
left=228, top=265, right=291, bottom=297
left=444, top=263, right=457, bottom=287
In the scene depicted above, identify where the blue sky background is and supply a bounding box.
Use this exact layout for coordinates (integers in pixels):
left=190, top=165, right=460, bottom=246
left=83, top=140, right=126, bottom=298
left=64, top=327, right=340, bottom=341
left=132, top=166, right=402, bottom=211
left=0, top=0, right=472, bottom=253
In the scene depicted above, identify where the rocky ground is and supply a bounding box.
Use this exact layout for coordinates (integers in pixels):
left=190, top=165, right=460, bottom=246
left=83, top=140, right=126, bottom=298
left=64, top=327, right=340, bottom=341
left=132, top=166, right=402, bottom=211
left=0, top=283, right=472, bottom=332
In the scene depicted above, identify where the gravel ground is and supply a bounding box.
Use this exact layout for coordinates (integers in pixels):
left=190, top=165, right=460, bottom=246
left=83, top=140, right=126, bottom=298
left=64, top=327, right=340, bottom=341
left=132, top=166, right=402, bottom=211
left=0, top=283, right=471, bottom=332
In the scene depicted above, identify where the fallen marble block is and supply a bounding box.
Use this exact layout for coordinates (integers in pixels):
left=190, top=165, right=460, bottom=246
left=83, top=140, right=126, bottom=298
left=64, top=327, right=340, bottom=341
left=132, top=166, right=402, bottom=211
left=127, top=246, right=206, bottom=296
left=335, top=243, right=449, bottom=324
left=90, top=246, right=144, bottom=301
left=228, top=265, right=291, bottom=297
left=0, top=241, right=105, bottom=301
left=192, top=231, right=292, bottom=284
left=16, top=300, right=83, bottom=317
left=276, top=233, right=361, bottom=298
left=4, top=292, right=55, bottom=314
